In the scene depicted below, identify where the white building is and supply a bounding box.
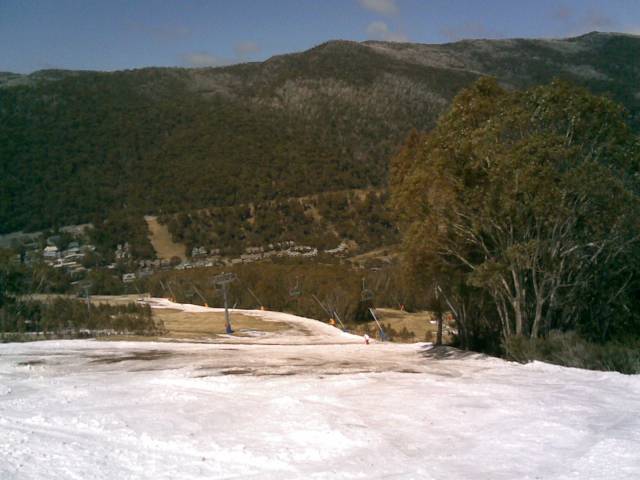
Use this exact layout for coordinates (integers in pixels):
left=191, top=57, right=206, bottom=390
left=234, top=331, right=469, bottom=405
left=43, top=245, right=59, bottom=259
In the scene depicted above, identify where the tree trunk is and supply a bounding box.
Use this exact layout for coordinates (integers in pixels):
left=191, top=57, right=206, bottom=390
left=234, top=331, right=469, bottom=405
left=511, top=269, right=524, bottom=336
left=436, top=312, right=443, bottom=346
left=495, top=292, right=511, bottom=339
left=457, top=303, right=469, bottom=349
left=531, top=297, right=543, bottom=338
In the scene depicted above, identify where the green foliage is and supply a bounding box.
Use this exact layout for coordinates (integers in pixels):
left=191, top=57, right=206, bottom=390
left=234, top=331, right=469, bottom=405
left=88, top=212, right=155, bottom=260
left=85, top=270, right=127, bottom=295
left=0, top=248, right=26, bottom=307
left=391, top=78, right=640, bottom=357
left=504, top=331, right=640, bottom=375
left=0, top=54, right=420, bottom=233
left=0, top=298, right=161, bottom=341
left=2, top=34, right=638, bottom=235
left=0, top=250, right=73, bottom=296
left=161, top=189, right=399, bottom=254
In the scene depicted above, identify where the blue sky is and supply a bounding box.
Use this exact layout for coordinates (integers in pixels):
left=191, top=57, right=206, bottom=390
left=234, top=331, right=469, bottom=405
left=1, top=0, right=639, bottom=73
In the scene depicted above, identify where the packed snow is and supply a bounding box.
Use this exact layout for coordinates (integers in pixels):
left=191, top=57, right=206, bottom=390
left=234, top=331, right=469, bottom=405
left=1, top=301, right=639, bottom=479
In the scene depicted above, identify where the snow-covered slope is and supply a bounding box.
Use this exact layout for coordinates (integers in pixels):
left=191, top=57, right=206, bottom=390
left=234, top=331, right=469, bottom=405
left=1, top=304, right=639, bottom=479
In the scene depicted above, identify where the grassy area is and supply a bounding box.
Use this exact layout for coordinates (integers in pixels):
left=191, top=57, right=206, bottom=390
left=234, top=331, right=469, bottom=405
left=504, top=331, right=640, bottom=375
left=23, top=294, right=291, bottom=342
left=151, top=308, right=289, bottom=340
left=25, top=294, right=145, bottom=306
left=354, top=308, right=454, bottom=343
left=20, top=294, right=449, bottom=344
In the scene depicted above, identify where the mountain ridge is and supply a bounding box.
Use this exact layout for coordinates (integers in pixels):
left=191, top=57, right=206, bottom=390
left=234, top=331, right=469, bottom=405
left=1, top=31, right=638, bottom=235
left=2, top=31, right=637, bottom=76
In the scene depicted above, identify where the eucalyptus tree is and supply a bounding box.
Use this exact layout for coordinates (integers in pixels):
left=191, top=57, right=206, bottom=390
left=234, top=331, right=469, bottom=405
left=391, top=78, right=640, bottom=344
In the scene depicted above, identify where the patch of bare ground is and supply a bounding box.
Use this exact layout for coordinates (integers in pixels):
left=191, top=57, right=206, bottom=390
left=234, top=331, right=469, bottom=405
left=152, top=308, right=290, bottom=340
left=144, top=215, right=187, bottom=260
left=89, top=350, right=175, bottom=364
left=26, top=295, right=301, bottom=343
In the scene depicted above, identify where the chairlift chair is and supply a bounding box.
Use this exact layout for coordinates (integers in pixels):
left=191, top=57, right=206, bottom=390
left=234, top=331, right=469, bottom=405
left=289, top=277, right=302, bottom=298
left=361, top=278, right=374, bottom=302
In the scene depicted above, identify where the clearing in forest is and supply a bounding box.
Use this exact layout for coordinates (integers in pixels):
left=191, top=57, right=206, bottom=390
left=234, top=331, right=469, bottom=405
left=144, top=215, right=187, bottom=260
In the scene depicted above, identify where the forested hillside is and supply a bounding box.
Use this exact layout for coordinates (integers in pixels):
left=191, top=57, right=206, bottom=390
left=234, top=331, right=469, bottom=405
left=1, top=32, right=639, bottom=234
left=160, top=189, right=398, bottom=255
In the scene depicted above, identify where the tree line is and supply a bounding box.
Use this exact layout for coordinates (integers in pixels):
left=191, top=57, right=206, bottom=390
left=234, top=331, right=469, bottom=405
left=1, top=297, right=161, bottom=342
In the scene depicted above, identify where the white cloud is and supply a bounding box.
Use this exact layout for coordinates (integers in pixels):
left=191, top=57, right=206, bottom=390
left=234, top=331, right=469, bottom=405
left=180, top=52, right=231, bottom=68
left=233, top=41, right=261, bottom=57
left=358, top=0, right=398, bottom=15
left=365, top=21, right=408, bottom=42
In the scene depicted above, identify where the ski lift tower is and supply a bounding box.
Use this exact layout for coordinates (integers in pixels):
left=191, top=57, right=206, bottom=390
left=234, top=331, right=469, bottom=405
left=289, top=276, right=302, bottom=311
left=78, top=281, right=92, bottom=317
left=361, top=278, right=374, bottom=302
left=368, top=307, right=387, bottom=341
left=289, top=277, right=301, bottom=298
left=213, top=272, right=237, bottom=334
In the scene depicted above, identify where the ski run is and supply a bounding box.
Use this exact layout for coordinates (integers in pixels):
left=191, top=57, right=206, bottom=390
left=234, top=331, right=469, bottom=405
left=1, top=300, right=639, bottom=479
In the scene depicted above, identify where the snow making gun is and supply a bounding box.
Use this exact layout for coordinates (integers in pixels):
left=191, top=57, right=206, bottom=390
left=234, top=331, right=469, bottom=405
left=368, top=307, right=387, bottom=341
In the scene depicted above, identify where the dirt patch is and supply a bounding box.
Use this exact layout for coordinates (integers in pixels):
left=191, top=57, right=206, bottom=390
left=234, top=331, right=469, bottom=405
left=17, top=360, right=45, bottom=366
left=89, top=350, right=175, bottom=364
left=254, top=371, right=296, bottom=377
left=321, top=370, right=375, bottom=376
left=145, top=215, right=187, bottom=260
left=219, top=369, right=253, bottom=375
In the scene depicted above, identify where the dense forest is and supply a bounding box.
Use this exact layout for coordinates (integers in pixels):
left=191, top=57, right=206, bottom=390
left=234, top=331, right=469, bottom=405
left=161, top=189, right=398, bottom=255
left=87, top=213, right=156, bottom=260
left=1, top=32, right=639, bottom=235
